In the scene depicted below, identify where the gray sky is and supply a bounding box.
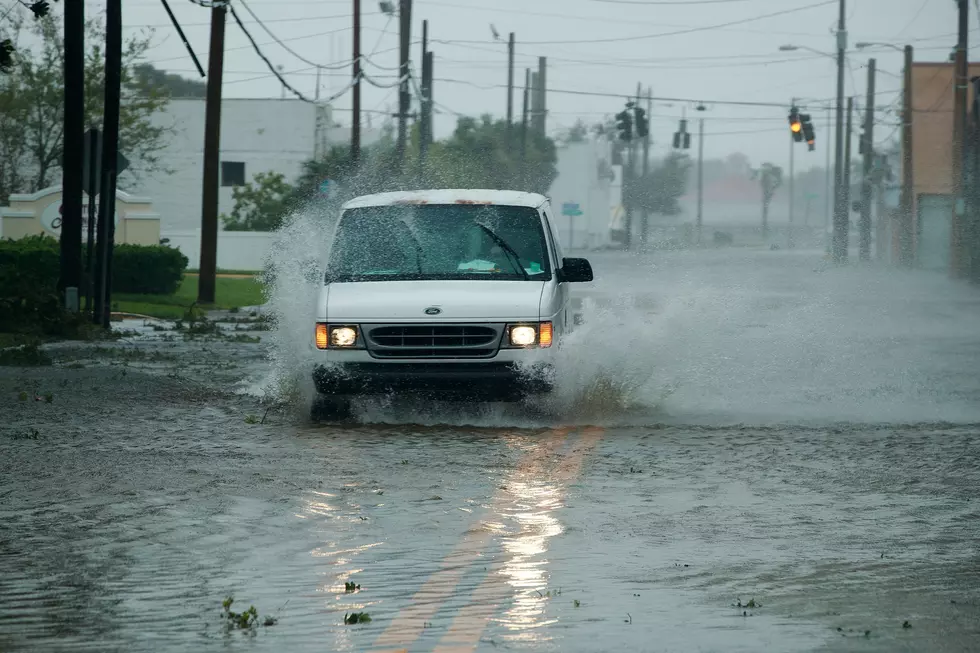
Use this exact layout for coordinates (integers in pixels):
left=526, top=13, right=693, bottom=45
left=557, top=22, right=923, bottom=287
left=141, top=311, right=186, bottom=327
left=87, top=0, right=968, bottom=169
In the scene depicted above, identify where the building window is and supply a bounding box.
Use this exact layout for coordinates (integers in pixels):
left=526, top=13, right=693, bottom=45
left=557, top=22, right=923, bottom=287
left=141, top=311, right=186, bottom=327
left=221, top=161, right=246, bottom=187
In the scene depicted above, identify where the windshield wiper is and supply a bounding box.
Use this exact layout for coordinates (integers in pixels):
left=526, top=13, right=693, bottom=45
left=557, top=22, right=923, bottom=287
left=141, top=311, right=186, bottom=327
left=475, top=223, right=530, bottom=280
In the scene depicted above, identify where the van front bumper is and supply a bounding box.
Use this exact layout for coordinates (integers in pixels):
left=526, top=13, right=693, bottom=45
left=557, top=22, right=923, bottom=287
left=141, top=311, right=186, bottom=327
left=312, top=362, right=554, bottom=400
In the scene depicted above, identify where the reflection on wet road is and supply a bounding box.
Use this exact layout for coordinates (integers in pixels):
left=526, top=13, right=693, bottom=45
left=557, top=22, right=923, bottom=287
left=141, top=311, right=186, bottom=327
left=2, top=249, right=980, bottom=652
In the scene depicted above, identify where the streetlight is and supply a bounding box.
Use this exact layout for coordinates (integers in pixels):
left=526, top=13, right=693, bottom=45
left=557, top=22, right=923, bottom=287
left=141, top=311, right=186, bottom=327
left=779, top=44, right=834, bottom=58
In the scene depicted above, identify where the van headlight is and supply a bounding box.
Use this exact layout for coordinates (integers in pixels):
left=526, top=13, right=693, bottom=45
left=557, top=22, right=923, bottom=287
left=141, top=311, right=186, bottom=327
left=506, top=322, right=553, bottom=348
left=315, top=323, right=360, bottom=349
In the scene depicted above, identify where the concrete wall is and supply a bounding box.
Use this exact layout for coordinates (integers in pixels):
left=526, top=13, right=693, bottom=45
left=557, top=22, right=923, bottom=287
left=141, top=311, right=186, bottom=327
left=1, top=187, right=160, bottom=245
left=164, top=229, right=277, bottom=271
left=134, top=98, right=382, bottom=234
left=548, top=140, right=613, bottom=251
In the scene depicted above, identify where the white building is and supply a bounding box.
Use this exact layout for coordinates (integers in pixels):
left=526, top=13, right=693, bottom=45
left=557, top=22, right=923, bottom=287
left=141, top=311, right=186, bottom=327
left=547, top=139, right=615, bottom=251
left=132, top=98, right=381, bottom=269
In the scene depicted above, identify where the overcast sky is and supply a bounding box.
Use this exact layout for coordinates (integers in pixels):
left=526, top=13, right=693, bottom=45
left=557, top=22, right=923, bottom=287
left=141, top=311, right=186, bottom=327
left=85, top=0, right=971, bottom=169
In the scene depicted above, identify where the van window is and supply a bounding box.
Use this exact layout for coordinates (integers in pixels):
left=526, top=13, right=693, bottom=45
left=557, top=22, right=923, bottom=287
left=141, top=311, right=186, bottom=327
left=326, top=204, right=552, bottom=282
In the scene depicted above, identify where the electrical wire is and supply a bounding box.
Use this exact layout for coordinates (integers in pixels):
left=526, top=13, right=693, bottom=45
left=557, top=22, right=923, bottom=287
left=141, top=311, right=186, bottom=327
left=229, top=3, right=355, bottom=104
left=433, top=0, right=836, bottom=46
left=236, top=0, right=354, bottom=70
left=591, top=0, right=749, bottom=3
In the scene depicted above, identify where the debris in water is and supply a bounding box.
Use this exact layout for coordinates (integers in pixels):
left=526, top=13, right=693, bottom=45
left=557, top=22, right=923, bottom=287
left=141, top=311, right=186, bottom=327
left=345, top=581, right=360, bottom=593
left=344, top=612, right=371, bottom=624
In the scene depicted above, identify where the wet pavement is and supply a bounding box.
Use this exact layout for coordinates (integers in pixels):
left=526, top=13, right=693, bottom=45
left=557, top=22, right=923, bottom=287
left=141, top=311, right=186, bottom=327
left=2, top=247, right=979, bottom=652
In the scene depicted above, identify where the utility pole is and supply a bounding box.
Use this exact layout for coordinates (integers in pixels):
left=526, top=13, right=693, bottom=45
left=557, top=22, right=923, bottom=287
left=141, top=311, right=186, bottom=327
left=506, top=32, right=515, bottom=128
left=860, top=58, right=876, bottom=261
left=840, top=96, right=854, bottom=261
left=419, top=20, right=430, bottom=176
left=520, top=68, right=530, bottom=183
left=535, top=57, right=547, bottom=136
left=396, top=0, right=412, bottom=168
left=696, top=106, right=705, bottom=247
left=789, top=97, right=796, bottom=249
left=951, top=0, right=969, bottom=277
left=197, top=2, right=226, bottom=305
left=641, top=87, right=652, bottom=248
left=825, top=103, right=832, bottom=255
left=61, top=0, right=84, bottom=310
left=832, top=0, right=848, bottom=263
left=900, top=45, right=915, bottom=267
left=351, top=0, right=361, bottom=166
left=94, top=0, right=122, bottom=328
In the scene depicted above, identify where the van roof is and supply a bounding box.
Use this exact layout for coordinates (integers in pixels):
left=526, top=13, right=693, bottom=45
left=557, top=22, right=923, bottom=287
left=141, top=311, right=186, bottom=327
left=341, top=189, right=549, bottom=210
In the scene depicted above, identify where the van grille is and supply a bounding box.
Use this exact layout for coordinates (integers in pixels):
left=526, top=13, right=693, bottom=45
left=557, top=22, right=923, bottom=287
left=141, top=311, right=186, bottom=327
left=366, top=325, right=501, bottom=359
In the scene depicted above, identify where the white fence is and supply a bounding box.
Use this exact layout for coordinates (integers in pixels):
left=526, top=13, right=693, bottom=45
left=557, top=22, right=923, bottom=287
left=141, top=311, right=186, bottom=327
left=163, top=229, right=277, bottom=271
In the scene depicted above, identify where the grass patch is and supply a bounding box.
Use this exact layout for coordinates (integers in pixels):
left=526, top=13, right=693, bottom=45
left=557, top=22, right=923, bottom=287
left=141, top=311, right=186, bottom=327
left=114, top=275, right=266, bottom=319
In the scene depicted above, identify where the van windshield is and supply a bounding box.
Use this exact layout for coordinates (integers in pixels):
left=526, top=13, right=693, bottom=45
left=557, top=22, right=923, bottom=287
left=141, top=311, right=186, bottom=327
left=326, top=204, right=552, bottom=282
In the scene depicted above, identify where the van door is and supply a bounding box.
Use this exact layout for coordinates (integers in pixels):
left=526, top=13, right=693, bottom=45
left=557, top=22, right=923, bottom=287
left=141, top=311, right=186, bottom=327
left=541, top=208, right=569, bottom=334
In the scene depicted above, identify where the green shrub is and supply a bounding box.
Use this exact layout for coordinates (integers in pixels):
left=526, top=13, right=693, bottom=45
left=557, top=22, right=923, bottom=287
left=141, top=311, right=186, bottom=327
left=0, top=236, right=189, bottom=335
left=0, top=235, right=61, bottom=334
left=112, top=244, right=188, bottom=294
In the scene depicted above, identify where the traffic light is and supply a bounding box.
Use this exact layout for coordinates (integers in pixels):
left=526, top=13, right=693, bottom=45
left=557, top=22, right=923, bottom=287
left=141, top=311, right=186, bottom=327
left=634, top=106, right=648, bottom=138
left=615, top=108, right=633, bottom=141
left=789, top=106, right=803, bottom=142
left=801, top=114, right=815, bottom=151
left=672, top=119, right=691, bottom=149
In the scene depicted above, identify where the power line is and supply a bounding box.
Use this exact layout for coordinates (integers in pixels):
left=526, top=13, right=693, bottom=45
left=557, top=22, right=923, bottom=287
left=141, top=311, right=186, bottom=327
left=434, top=0, right=836, bottom=46
left=235, top=0, right=354, bottom=70
left=592, top=0, right=749, bottom=3
left=228, top=3, right=355, bottom=104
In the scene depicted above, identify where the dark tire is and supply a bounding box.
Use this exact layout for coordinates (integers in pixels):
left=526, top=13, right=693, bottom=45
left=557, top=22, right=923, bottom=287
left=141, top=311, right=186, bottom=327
left=310, top=395, right=353, bottom=423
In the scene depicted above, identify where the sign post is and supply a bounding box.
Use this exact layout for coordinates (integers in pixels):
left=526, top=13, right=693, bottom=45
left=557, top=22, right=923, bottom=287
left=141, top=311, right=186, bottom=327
left=561, top=201, right=583, bottom=250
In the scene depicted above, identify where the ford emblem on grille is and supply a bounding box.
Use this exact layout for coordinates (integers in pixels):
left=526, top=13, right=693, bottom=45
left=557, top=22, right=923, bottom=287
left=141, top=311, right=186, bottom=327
left=424, top=306, right=442, bottom=315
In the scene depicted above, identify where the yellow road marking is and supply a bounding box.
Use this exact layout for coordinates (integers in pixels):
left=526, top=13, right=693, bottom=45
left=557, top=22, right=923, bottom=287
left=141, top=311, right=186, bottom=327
left=431, top=426, right=605, bottom=652
left=370, top=428, right=573, bottom=651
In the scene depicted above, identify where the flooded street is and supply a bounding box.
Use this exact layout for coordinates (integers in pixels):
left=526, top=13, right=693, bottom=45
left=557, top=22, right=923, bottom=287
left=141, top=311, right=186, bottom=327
left=2, top=248, right=979, bottom=652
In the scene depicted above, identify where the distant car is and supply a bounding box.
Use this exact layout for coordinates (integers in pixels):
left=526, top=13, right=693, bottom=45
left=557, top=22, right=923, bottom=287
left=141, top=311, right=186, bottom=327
left=310, top=189, right=594, bottom=420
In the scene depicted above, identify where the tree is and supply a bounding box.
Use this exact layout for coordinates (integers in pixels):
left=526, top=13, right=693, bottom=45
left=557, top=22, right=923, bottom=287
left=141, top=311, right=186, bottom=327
left=752, top=162, right=783, bottom=239
left=221, top=172, right=297, bottom=232
left=133, top=63, right=206, bottom=98
left=632, top=152, right=692, bottom=216
left=0, top=12, right=172, bottom=202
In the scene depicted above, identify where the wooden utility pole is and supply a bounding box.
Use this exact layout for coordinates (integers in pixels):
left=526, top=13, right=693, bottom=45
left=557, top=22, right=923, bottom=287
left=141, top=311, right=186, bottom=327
left=419, top=20, right=430, bottom=174
left=506, top=32, right=515, bottom=128
left=61, top=0, right=85, bottom=309
left=860, top=58, right=876, bottom=261
left=951, top=0, right=969, bottom=277
left=641, top=87, right=652, bottom=248
left=351, top=0, right=361, bottom=165
left=197, top=3, right=226, bottom=305
left=520, top=68, right=530, bottom=183
left=841, top=96, right=853, bottom=262
left=832, top=0, right=848, bottom=263
left=535, top=57, right=547, bottom=136
left=789, top=97, right=796, bottom=249
left=899, top=45, right=915, bottom=267
left=396, top=0, right=413, bottom=167
left=94, top=0, right=122, bottom=327
left=696, top=110, right=705, bottom=247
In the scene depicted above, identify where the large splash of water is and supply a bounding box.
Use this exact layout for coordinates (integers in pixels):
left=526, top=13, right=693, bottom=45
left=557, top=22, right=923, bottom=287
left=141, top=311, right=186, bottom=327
left=248, top=204, right=684, bottom=427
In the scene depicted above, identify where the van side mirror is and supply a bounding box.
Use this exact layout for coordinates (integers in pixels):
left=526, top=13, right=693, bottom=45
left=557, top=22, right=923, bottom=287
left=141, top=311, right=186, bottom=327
left=560, top=257, right=593, bottom=283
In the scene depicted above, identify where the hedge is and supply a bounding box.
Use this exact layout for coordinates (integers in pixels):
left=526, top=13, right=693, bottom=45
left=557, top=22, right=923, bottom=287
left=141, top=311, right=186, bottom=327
left=0, top=236, right=189, bottom=333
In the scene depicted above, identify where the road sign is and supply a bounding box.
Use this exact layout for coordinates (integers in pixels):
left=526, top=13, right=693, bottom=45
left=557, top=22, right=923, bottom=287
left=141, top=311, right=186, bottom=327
left=562, top=202, right=583, bottom=217
left=83, top=128, right=129, bottom=196
left=319, top=179, right=334, bottom=196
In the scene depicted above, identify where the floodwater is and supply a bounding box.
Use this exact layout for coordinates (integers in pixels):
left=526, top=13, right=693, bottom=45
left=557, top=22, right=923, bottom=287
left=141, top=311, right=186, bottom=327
left=2, top=247, right=979, bottom=652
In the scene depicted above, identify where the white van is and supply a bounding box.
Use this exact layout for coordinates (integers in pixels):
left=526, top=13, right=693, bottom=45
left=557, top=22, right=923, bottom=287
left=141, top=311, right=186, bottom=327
left=311, top=189, right=593, bottom=419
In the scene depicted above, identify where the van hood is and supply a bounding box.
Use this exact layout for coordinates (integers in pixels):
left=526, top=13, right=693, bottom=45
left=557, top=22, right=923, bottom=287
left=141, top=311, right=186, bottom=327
left=324, top=280, right=545, bottom=321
